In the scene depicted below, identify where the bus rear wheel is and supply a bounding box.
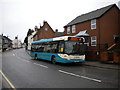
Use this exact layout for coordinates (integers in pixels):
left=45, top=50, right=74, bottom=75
left=51, top=56, right=56, bottom=64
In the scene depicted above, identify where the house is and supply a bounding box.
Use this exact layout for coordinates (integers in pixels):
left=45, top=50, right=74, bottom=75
left=1, top=35, right=12, bottom=51
left=24, top=21, right=64, bottom=50
left=33, top=21, right=55, bottom=41
left=12, top=36, right=22, bottom=49
left=64, top=4, right=120, bottom=60
left=24, top=28, right=37, bottom=50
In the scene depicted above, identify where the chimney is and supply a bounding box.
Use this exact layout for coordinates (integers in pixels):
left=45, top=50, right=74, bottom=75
left=43, top=20, right=47, bottom=25
left=55, top=29, right=58, bottom=32
left=39, top=23, right=42, bottom=28
left=35, top=26, right=38, bottom=31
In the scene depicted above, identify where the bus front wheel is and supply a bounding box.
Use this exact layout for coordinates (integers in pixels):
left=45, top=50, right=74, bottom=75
left=51, top=56, right=56, bottom=64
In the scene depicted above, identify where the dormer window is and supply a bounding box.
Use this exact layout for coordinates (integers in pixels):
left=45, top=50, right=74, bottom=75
left=72, top=25, right=76, bottom=33
left=67, top=26, right=70, bottom=34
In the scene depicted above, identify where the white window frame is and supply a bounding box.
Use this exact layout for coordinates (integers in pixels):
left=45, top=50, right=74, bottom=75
left=91, top=36, right=97, bottom=46
left=67, top=26, right=70, bottom=34
left=91, top=19, right=96, bottom=30
left=72, top=25, right=76, bottom=33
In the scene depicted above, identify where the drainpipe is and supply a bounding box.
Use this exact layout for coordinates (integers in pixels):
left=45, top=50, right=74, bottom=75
left=98, top=19, right=101, bottom=59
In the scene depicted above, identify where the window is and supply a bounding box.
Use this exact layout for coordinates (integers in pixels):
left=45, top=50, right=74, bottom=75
left=91, top=36, right=97, bottom=46
left=65, top=41, right=85, bottom=55
left=58, top=42, right=64, bottom=53
left=31, top=42, right=58, bottom=53
left=45, top=28, right=48, bottom=31
left=72, top=25, right=76, bottom=33
left=49, top=42, right=58, bottom=53
left=91, top=19, right=96, bottom=29
left=67, top=26, right=70, bottom=34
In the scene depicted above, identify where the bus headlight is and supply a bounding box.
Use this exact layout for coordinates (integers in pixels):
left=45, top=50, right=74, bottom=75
left=58, top=54, right=69, bottom=59
left=64, top=55, right=68, bottom=57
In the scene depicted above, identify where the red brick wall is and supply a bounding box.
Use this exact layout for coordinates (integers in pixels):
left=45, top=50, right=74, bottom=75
left=99, top=7, right=120, bottom=48
left=37, top=21, right=55, bottom=40
left=33, top=35, right=38, bottom=41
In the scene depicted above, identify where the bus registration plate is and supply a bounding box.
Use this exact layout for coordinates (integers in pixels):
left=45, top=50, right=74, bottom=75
left=74, top=61, right=79, bottom=62
left=74, top=56, right=80, bottom=59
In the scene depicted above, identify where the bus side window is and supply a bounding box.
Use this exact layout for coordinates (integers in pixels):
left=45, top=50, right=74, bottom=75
left=58, top=42, right=64, bottom=53
left=39, top=44, right=44, bottom=52
left=49, top=42, right=58, bottom=53
left=43, top=43, right=48, bottom=52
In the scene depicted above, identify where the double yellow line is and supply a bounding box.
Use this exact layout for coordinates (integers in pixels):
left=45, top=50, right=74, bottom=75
left=0, top=70, right=16, bottom=90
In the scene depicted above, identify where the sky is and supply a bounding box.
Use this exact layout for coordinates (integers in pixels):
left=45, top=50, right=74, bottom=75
left=0, top=0, right=120, bottom=42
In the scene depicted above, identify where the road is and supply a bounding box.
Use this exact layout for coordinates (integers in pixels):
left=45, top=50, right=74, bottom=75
left=2, top=48, right=119, bottom=88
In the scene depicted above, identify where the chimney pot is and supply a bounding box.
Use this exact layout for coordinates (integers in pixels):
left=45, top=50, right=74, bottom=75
left=55, top=29, right=58, bottom=32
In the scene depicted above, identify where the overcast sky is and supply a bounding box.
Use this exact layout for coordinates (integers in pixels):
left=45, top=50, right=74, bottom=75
left=0, top=0, right=120, bottom=42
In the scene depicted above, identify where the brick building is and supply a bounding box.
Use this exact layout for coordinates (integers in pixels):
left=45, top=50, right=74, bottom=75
left=33, top=21, right=55, bottom=41
left=64, top=4, right=120, bottom=60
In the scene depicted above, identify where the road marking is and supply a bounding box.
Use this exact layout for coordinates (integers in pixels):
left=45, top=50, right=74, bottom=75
left=58, top=70, right=102, bottom=83
left=13, top=52, right=48, bottom=69
left=34, top=63, right=48, bottom=68
left=0, top=70, right=16, bottom=90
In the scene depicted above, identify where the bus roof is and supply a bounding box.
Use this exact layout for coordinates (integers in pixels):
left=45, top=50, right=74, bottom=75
left=32, top=36, right=74, bottom=44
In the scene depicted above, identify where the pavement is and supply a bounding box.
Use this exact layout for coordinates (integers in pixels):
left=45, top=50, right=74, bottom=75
left=26, top=50, right=120, bottom=70
left=84, top=61, right=120, bottom=70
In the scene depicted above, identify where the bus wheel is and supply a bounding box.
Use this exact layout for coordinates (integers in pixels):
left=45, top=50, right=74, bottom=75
left=51, top=56, right=56, bottom=64
left=34, top=54, right=37, bottom=60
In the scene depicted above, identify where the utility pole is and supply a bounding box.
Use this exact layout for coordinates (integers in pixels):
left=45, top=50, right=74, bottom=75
left=17, top=35, right=18, bottom=49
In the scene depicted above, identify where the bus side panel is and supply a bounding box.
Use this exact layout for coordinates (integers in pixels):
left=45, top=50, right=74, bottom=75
left=30, top=52, right=85, bottom=63
left=55, top=59, right=85, bottom=63
left=37, top=53, right=51, bottom=61
left=30, top=52, right=36, bottom=59
left=30, top=52, right=57, bottom=61
left=54, top=54, right=85, bottom=63
left=30, top=52, right=65, bottom=62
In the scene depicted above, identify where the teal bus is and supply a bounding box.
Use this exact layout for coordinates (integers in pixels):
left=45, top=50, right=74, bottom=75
left=30, top=36, right=85, bottom=64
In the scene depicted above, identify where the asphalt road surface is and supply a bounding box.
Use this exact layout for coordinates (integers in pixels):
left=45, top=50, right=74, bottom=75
left=2, top=48, right=119, bottom=88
